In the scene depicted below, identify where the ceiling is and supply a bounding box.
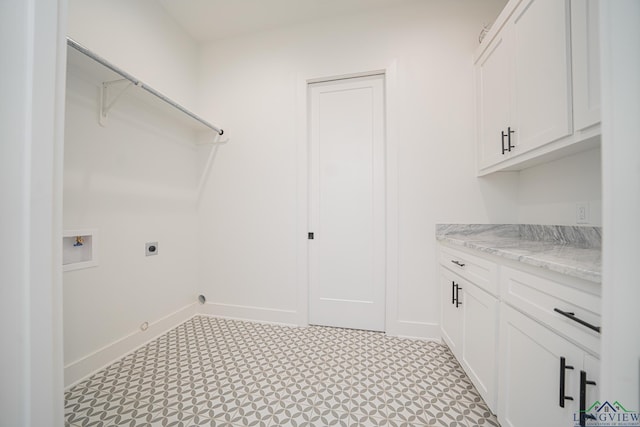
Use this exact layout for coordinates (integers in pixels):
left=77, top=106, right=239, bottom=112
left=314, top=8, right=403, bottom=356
left=159, top=0, right=417, bottom=42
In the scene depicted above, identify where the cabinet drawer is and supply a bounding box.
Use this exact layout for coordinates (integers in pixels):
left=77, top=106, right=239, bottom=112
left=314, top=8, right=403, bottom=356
left=440, top=245, right=498, bottom=296
left=500, top=265, right=601, bottom=355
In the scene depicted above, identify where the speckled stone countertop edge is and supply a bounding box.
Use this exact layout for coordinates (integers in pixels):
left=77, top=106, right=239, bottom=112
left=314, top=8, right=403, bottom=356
left=436, top=224, right=602, bottom=284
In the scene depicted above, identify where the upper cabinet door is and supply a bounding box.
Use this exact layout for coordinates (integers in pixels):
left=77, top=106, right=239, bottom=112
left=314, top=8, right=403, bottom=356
left=510, top=0, right=572, bottom=156
left=477, top=31, right=513, bottom=170
left=571, top=0, right=601, bottom=132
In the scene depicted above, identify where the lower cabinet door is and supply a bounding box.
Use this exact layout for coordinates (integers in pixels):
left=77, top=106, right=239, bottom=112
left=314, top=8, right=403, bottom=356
left=581, top=354, right=601, bottom=425
left=461, top=282, right=499, bottom=412
left=499, top=305, right=582, bottom=427
left=441, top=267, right=463, bottom=359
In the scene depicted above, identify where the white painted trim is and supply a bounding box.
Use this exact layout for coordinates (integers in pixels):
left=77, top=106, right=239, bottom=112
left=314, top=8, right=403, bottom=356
left=295, top=60, right=400, bottom=333
left=599, top=0, right=640, bottom=406
left=295, top=74, right=310, bottom=328
left=473, top=0, right=520, bottom=63
left=52, top=4, right=68, bottom=424
left=64, top=302, right=198, bottom=389
left=199, top=302, right=298, bottom=327
left=63, top=301, right=435, bottom=391
left=394, top=320, right=441, bottom=341
left=306, top=69, right=386, bottom=85
left=384, top=61, right=400, bottom=337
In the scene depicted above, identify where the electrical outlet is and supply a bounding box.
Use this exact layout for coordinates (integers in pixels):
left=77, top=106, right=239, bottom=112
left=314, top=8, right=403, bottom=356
left=576, top=202, right=590, bottom=224
left=145, top=242, right=158, bottom=256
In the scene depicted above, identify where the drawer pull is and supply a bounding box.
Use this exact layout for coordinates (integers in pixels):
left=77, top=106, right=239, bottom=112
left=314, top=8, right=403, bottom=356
left=579, top=370, right=597, bottom=426
left=553, top=308, right=601, bottom=333
left=451, top=260, right=465, bottom=268
left=559, top=356, right=574, bottom=408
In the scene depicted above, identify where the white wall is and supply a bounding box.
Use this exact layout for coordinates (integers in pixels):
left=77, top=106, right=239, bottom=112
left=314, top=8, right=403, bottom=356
left=196, top=0, right=516, bottom=336
left=517, top=148, right=602, bottom=226
left=0, top=0, right=66, bottom=425
left=63, top=0, right=207, bottom=386
left=600, top=0, right=640, bottom=408
left=62, top=59, right=202, bottom=385
left=67, top=0, right=199, bottom=111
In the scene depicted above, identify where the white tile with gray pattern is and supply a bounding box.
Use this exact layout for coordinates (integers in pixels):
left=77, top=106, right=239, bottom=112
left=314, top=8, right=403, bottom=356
left=65, top=316, right=500, bottom=426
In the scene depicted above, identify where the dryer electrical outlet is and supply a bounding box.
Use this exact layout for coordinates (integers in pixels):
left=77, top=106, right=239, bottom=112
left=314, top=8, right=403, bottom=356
left=145, top=242, right=158, bottom=256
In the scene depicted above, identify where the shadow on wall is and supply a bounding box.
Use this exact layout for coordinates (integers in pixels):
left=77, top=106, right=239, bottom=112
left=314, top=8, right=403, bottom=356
left=64, top=72, right=229, bottom=209
left=477, top=171, right=520, bottom=223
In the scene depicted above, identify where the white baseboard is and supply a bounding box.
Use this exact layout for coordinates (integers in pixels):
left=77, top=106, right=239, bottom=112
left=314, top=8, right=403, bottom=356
left=199, top=302, right=298, bottom=327
left=64, top=302, right=198, bottom=389
left=64, top=303, right=437, bottom=389
left=389, top=319, right=441, bottom=341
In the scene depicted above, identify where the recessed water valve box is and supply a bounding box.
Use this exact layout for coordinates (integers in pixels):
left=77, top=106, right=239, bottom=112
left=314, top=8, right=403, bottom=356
left=63, top=229, right=98, bottom=271
left=146, top=242, right=158, bottom=256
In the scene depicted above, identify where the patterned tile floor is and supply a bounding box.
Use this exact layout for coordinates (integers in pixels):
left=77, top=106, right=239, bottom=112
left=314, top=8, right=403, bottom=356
left=65, top=316, right=500, bottom=426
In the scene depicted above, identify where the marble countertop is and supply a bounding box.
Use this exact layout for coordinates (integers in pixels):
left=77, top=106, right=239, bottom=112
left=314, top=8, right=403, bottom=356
left=436, top=224, right=602, bottom=283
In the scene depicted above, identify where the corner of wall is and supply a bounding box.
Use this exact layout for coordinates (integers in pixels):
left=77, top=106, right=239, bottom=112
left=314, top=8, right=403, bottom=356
left=64, top=302, right=198, bottom=389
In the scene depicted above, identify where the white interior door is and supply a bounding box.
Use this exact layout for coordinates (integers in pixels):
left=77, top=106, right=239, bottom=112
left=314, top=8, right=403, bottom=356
left=308, top=74, right=386, bottom=332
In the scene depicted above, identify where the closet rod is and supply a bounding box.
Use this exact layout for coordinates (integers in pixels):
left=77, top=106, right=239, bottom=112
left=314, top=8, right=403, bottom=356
left=67, top=37, right=224, bottom=136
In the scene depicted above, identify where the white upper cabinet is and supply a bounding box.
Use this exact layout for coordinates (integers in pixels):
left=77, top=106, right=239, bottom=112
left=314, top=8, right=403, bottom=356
left=571, top=0, right=601, bottom=133
left=510, top=0, right=572, bottom=155
left=475, top=0, right=601, bottom=175
left=477, top=31, right=512, bottom=169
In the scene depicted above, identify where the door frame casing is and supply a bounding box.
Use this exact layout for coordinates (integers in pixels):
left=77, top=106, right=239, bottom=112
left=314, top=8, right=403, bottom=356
left=295, top=61, right=399, bottom=334
left=307, top=74, right=386, bottom=331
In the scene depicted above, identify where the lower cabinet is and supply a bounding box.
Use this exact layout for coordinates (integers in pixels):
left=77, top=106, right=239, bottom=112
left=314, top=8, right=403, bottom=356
left=439, top=242, right=601, bottom=426
left=498, top=305, right=600, bottom=427
left=461, top=280, right=499, bottom=411
left=440, top=265, right=499, bottom=411
left=440, top=267, right=463, bottom=359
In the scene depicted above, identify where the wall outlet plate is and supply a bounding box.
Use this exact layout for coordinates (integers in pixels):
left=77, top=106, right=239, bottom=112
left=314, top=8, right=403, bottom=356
left=145, top=242, right=158, bottom=256
left=576, top=202, right=590, bottom=224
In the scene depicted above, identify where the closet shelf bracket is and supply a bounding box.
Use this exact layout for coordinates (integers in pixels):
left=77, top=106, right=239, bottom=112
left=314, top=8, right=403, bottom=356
left=99, top=79, right=136, bottom=127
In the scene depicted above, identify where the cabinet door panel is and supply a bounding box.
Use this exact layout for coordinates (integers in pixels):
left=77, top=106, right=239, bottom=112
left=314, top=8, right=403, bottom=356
left=477, top=32, right=512, bottom=170
left=441, top=268, right=463, bottom=359
left=511, top=0, right=572, bottom=154
left=582, top=354, right=600, bottom=421
left=499, top=306, right=581, bottom=427
left=462, top=283, right=499, bottom=412
left=571, top=0, right=601, bottom=131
